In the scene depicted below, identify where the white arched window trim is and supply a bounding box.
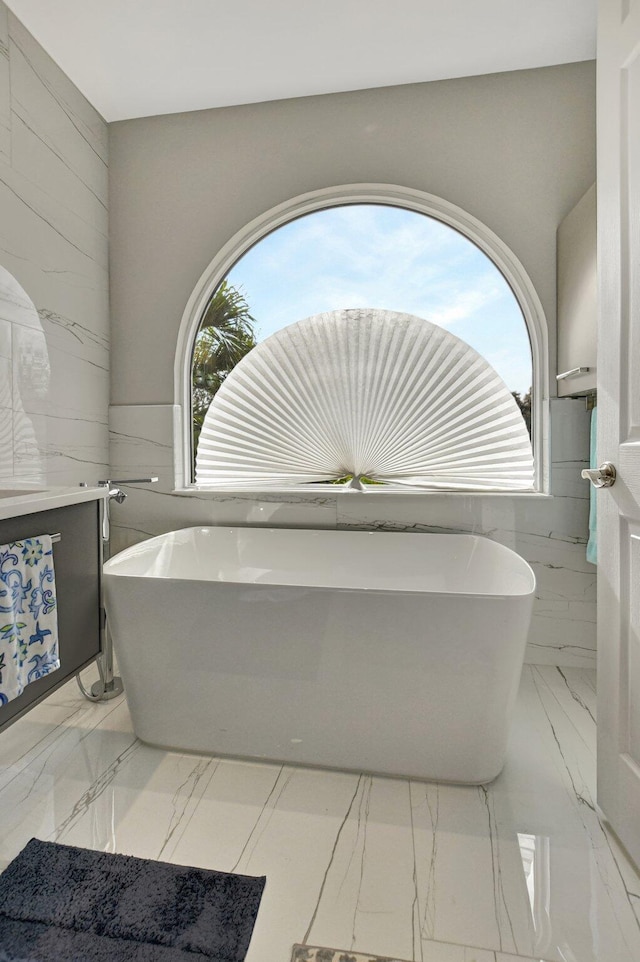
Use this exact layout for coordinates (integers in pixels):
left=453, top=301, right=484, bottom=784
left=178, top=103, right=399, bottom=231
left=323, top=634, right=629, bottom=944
left=173, top=183, right=550, bottom=494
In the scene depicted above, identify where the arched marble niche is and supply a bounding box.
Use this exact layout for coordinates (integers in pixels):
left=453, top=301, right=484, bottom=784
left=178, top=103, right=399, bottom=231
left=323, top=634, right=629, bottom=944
left=0, top=266, right=50, bottom=483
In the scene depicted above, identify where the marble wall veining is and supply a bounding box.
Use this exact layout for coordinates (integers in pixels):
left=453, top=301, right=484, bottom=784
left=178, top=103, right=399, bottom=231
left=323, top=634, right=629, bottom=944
left=109, top=397, right=596, bottom=668
left=0, top=2, right=109, bottom=486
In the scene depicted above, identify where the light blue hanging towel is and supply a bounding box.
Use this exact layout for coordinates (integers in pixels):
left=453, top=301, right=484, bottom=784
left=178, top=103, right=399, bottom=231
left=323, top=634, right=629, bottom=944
left=586, top=406, right=597, bottom=565
left=0, top=536, right=59, bottom=705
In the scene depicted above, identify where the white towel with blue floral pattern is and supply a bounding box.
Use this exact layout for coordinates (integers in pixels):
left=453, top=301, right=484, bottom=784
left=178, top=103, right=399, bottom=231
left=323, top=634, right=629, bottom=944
left=0, top=536, right=59, bottom=705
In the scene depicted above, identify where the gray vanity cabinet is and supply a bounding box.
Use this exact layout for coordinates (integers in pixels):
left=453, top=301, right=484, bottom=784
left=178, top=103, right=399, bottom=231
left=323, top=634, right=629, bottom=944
left=0, top=499, right=101, bottom=731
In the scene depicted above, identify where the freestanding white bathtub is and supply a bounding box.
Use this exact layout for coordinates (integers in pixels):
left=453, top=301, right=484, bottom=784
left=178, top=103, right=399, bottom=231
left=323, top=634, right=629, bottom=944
left=103, top=526, right=535, bottom=784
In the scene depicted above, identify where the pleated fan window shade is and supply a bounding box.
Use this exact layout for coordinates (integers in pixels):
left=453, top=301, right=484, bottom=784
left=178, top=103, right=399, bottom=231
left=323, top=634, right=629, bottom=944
left=195, top=309, right=534, bottom=490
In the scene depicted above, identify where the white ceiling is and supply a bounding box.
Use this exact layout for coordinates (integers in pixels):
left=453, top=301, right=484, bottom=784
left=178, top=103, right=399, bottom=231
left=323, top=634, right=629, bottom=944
left=5, top=0, right=597, bottom=123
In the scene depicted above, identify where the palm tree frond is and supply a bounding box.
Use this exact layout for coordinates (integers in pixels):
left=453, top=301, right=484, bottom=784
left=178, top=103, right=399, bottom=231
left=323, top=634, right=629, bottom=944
left=191, top=281, right=257, bottom=466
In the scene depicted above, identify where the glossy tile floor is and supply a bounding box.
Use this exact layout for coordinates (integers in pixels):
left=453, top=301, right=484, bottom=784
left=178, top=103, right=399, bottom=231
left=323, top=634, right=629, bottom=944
left=0, top=666, right=639, bottom=962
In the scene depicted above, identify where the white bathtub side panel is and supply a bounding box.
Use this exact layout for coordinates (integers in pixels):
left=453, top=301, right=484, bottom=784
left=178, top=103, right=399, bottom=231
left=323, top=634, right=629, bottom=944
left=105, top=578, right=533, bottom=783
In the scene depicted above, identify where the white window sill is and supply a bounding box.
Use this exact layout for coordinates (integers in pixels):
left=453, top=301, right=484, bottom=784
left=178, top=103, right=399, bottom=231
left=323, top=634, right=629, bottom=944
left=172, top=485, right=552, bottom=499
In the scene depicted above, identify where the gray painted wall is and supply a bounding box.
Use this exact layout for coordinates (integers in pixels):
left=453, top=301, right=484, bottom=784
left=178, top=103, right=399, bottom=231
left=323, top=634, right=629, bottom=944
left=107, top=62, right=597, bottom=669
left=0, top=1, right=109, bottom=485
left=109, top=61, right=595, bottom=403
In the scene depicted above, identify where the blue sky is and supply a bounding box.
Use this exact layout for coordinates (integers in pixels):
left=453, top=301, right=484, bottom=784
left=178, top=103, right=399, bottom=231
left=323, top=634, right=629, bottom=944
left=227, top=204, right=532, bottom=395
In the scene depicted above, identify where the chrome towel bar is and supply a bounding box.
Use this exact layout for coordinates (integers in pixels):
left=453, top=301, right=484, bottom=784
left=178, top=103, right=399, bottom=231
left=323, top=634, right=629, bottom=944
left=556, top=366, right=591, bottom=381
left=50, top=533, right=61, bottom=543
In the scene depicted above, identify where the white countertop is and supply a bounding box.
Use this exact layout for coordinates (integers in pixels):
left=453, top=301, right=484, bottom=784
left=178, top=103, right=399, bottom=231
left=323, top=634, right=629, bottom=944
left=0, top=485, right=107, bottom=521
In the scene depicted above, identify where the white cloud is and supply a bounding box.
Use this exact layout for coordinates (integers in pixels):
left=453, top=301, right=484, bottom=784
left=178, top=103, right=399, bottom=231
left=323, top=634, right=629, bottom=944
left=229, top=204, right=530, bottom=391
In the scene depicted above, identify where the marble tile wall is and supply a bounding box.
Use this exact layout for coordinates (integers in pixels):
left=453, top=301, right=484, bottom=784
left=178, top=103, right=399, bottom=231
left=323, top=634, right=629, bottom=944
left=0, top=2, right=109, bottom=486
left=109, top=396, right=596, bottom=668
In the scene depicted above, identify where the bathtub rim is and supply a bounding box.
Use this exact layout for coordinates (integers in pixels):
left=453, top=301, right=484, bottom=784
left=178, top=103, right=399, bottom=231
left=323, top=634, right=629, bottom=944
left=103, top=525, right=536, bottom=599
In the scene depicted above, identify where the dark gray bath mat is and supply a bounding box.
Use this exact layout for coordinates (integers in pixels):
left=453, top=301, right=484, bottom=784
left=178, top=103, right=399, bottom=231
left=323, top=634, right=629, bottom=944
left=0, top=838, right=265, bottom=961
left=291, top=947, right=411, bottom=962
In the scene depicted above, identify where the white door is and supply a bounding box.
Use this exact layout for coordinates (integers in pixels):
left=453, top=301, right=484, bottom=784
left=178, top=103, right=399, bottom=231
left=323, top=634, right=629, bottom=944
left=596, top=0, right=640, bottom=865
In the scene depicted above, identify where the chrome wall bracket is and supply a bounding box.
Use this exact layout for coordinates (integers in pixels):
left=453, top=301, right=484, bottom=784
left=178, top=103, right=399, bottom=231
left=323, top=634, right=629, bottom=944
left=77, top=477, right=157, bottom=703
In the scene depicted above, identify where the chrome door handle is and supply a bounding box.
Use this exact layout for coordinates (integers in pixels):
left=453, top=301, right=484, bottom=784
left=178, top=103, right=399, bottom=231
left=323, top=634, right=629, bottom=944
left=581, top=462, right=617, bottom=488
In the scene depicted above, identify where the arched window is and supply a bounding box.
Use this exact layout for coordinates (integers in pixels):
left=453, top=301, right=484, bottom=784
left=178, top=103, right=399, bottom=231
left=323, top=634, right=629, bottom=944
left=175, top=185, right=548, bottom=492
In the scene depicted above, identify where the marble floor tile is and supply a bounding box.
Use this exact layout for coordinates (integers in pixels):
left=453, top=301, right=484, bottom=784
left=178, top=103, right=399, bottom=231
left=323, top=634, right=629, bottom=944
left=293, top=943, right=502, bottom=962
left=496, top=955, right=554, bottom=962
left=0, top=667, right=639, bottom=962
left=422, top=945, right=496, bottom=962
left=0, top=6, right=9, bottom=167
left=293, top=941, right=559, bottom=961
